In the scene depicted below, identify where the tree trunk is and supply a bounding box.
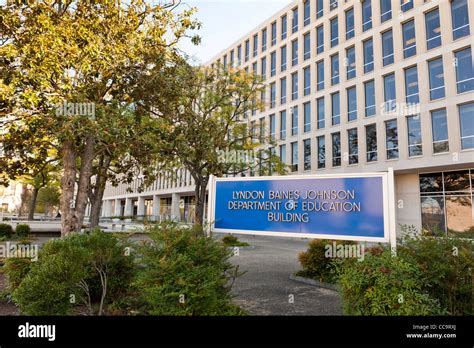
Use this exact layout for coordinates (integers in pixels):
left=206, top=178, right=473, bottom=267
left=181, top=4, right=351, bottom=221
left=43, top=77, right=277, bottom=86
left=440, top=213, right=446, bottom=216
left=89, top=155, right=111, bottom=229
left=27, top=187, right=40, bottom=221
left=60, top=140, right=78, bottom=236
left=194, top=176, right=209, bottom=227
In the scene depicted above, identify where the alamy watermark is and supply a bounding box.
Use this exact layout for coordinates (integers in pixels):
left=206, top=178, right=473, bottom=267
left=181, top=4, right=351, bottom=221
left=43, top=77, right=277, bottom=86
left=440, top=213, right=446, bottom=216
left=55, top=102, right=95, bottom=119
left=0, top=242, right=38, bottom=261
left=217, top=149, right=258, bottom=165
left=325, top=242, right=365, bottom=261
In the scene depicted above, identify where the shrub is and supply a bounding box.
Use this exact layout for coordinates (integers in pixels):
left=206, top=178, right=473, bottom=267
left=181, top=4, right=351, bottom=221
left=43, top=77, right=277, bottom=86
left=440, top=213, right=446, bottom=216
left=12, top=230, right=135, bottom=315
left=3, top=257, right=32, bottom=291
left=132, top=222, right=244, bottom=315
left=0, top=224, right=13, bottom=238
left=338, top=247, right=445, bottom=315
left=15, top=224, right=31, bottom=238
left=222, top=234, right=249, bottom=247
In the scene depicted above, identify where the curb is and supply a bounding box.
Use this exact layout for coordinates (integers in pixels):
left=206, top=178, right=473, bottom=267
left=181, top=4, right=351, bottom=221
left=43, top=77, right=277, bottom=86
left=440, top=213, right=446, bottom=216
left=289, top=273, right=338, bottom=291
left=226, top=245, right=256, bottom=251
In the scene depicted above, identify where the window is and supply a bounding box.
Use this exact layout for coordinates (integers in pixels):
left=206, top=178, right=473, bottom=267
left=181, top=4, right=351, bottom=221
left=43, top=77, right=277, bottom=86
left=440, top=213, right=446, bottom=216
left=431, top=109, right=449, bottom=153
left=280, top=144, right=286, bottom=163
left=400, top=0, right=413, bottom=12
left=253, top=34, right=258, bottom=57
left=459, top=103, right=474, bottom=149
left=363, top=38, right=374, bottom=73
left=269, top=114, right=276, bottom=141
left=332, top=132, right=341, bottom=167
left=245, top=40, right=250, bottom=62
left=251, top=121, right=257, bottom=143
left=330, top=17, right=338, bottom=47
left=230, top=50, right=234, bottom=67
left=260, top=90, right=266, bottom=112
left=292, top=39, right=298, bottom=66
left=407, top=115, right=422, bottom=156
left=346, top=8, right=355, bottom=40
left=291, top=72, right=298, bottom=100
left=223, top=55, right=227, bottom=69
left=270, top=52, right=276, bottom=77
left=303, top=66, right=311, bottom=96
left=402, top=20, right=416, bottom=58
left=292, top=7, right=299, bottom=33
left=316, top=25, right=324, bottom=54
left=317, top=136, right=325, bottom=169
left=330, top=0, right=338, bottom=11
left=331, top=54, right=339, bottom=85
left=271, top=22, right=277, bottom=46
left=366, top=124, right=378, bottom=162
left=280, top=77, right=287, bottom=104
left=346, top=46, right=356, bottom=80
left=303, top=32, right=311, bottom=60
left=317, top=97, right=325, bottom=129
left=380, top=0, right=392, bottom=22
left=362, top=0, right=373, bottom=32
left=270, top=82, right=276, bottom=108
left=428, top=57, right=445, bottom=100
left=347, top=86, right=357, bottom=122
left=364, top=80, right=376, bottom=117
left=347, top=128, right=359, bottom=165
left=404, top=66, right=419, bottom=104
left=261, top=57, right=267, bottom=80
left=291, top=106, right=298, bottom=135
left=281, top=14, right=288, bottom=40
left=385, top=119, right=399, bottom=159
left=291, top=142, right=298, bottom=172
left=280, top=110, right=287, bottom=140
left=383, top=73, right=396, bottom=113
left=259, top=117, right=265, bottom=143
left=451, top=0, right=470, bottom=40
left=425, top=8, right=441, bottom=50
left=281, top=45, right=287, bottom=71
left=316, top=0, right=323, bottom=19
left=237, top=45, right=242, bottom=65
left=303, top=139, right=311, bottom=170
left=317, top=60, right=324, bottom=91
left=262, top=28, right=267, bottom=52
left=455, top=47, right=474, bottom=94
left=382, top=30, right=394, bottom=66
left=304, top=102, right=311, bottom=133
left=304, top=0, right=310, bottom=26
left=331, top=92, right=340, bottom=126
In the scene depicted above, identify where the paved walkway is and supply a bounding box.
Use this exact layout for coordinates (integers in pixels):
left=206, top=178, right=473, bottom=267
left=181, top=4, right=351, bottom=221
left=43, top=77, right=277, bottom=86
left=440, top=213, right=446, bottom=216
left=226, top=234, right=343, bottom=315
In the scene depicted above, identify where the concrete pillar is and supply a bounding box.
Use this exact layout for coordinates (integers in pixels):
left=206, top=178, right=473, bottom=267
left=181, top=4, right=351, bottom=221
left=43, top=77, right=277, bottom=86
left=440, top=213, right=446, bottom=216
left=106, top=200, right=114, bottom=217
left=171, top=193, right=180, bottom=221
left=114, top=199, right=121, bottom=217
left=152, top=195, right=161, bottom=220
left=137, top=196, right=145, bottom=217
left=124, top=198, right=133, bottom=217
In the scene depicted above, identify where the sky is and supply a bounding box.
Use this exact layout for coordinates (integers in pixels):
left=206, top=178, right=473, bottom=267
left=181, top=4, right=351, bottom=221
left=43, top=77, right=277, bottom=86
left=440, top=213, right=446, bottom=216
left=175, top=0, right=293, bottom=64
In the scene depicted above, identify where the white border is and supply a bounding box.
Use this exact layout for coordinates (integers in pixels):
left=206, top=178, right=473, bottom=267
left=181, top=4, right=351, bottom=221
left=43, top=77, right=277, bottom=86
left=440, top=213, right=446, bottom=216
left=209, top=171, right=396, bottom=244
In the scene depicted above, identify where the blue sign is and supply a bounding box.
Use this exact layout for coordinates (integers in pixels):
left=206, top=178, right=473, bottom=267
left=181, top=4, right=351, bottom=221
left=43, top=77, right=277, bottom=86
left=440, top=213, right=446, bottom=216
left=211, top=175, right=390, bottom=241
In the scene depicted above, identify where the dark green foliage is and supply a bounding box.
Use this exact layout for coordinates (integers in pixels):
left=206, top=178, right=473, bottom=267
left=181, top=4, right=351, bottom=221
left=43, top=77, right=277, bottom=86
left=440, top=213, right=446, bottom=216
left=221, top=234, right=249, bottom=247
left=15, top=224, right=31, bottom=238
left=0, top=224, right=13, bottom=238
left=3, top=257, right=32, bottom=291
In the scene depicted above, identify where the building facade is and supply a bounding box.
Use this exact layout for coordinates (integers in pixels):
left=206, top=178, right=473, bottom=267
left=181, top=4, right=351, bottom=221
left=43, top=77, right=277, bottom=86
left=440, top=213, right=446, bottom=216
left=100, top=0, right=474, bottom=237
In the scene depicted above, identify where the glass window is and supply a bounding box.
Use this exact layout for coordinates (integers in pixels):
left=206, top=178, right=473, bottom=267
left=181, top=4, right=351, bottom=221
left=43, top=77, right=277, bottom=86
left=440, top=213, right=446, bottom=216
left=459, top=103, right=474, bottom=149
left=363, top=38, right=374, bottom=73
left=253, top=34, right=258, bottom=57
left=303, top=139, right=311, bottom=170
left=331, top=53, right=339, bottom=85
left=347, top=86, right=357, bottom=122
left=271, top=51, right=276, bottom=77
left=291, top=141, right=298, bottom=172
left=237, top=45, right=242, bottom=65
left=383, top=73, right=396, bottom=113
left=382, top=30, right=394, bottom=66
left=404, top=66, right=419, bottom=104
left=431, top=109, right=449, bottom=153
left=330, top=17, right=338, bottom=47
left=451, top=0, right=470, bottom=40
left=316, top=0, right=324, bottom=19
left=428, top=58, right=445, bottom=100
left=346, top=46, right=356, bottom=80
left=402, top=20, right=416, bottom=58
left=331, top=92, right=340, bottom=126
left=316, top=25, right=324, bottom=54
left=280, top=110, right=286, bottom=140
left=291, top=72, right=298, bottom=100
left=303, top=32, right=311, bottom=60
left=455, top=47, right=474, bottom=94
left=291, top=106, right=298, bottom=136
left=364, top=80, right=376, bottom=117
left=421, top=196, right=446, bottom=236
left=317, top=135, right=325, bottom=169
left=281, top=45, right=287, bottom=72
left=304, top=102, right=311, bottom=133
left=261, top=57, right=266, bottom=80
left=303, top=66, right=311, bottom=96
left=281, top=14, right=287, bottom=40
left=230, top=50, right=234, bottom=67
left=317, top=60, right=324, bottom=91
left=270, top=82, right=276, bottom=108
left=280, top=77, right=287, bottom=105
left=385, top=119, right=399, bottom=159
left=262, top=28, right=267, bottom=51
left=292, top=7, right=299, bottom=33
left=400, top=0, right=413, bottom=12
left=331, top=133, right=341, bottom=167
left=407, top=115, right=422, bottom=156
left=292, top=39, right=298, bottom=66
left=223, top=55, right=227, bottom=69
left=348, top=128, right=359, bottom=164
left=330, top=0, right=338, bottom=11
left=362, top=0, right=373, bottom=32
left=346, top=8, right=355, bottom=40
left=280, top=144, right=286, bottom=163
left=269, top=114, right=276, bottom=140
left=425, top=8, right=441, bottom=50
left=317, top=97, right=325, bottom=129
left=271, top=22, right=277, bottom=46
left=245, top=40, right=250, bottom=62
left=380, top=0, right=392, bottom=22
left=304, top=0, right=310, bottom=26
left=366, top=124, right=377, bottom=162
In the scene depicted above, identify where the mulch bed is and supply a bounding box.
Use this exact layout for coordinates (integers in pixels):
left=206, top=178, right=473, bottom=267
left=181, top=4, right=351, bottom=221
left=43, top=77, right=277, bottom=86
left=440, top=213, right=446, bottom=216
left=0, top=270, right=20, bottom=315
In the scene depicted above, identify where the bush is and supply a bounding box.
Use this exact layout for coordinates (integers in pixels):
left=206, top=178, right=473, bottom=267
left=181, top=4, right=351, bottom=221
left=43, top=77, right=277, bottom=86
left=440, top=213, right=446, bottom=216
left=0, top=224, right=13, bottom=238
left=15, top=224, right=31, bottom=238
left=12, top=230, right=135, bottom=315
left=132, top=222, right=244, bottom=315
left=222, top=234, right=249, bottom=247
left=3, top=257, right=32, bottom=291
left=338, top=247, right=445, bottom=315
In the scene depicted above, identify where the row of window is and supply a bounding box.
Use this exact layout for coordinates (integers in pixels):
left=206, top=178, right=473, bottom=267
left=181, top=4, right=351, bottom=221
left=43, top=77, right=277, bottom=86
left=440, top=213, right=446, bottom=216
left=268, top=102, right=473, bottom=172
left=220, top=0, right=470, bottom=68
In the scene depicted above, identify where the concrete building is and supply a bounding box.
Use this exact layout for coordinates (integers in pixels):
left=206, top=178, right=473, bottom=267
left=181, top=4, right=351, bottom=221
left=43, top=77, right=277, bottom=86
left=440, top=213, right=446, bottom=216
left=100, top=0, right=474, bottom=237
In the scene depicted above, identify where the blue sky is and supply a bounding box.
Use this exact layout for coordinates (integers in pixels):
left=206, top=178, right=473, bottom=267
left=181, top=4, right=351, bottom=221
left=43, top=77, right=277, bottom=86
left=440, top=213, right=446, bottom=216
left=176, top=0, right=293, bottom=64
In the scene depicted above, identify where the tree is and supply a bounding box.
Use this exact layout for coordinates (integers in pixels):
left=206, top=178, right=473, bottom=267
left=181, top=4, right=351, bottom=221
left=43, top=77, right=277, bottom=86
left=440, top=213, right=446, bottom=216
left=135, top=61, right=286, bottom=226
left=1, top=0, right=199, bottom=235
